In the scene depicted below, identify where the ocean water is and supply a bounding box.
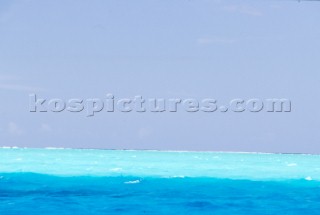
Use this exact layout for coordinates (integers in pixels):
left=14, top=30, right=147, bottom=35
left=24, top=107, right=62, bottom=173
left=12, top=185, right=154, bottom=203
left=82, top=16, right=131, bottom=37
left=1, top=148, right=320, bottom=214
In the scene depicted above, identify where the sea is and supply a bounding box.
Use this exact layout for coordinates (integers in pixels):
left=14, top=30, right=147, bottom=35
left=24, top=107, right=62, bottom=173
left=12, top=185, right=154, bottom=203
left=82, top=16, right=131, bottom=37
left=0, top=148, right=320, bottom=214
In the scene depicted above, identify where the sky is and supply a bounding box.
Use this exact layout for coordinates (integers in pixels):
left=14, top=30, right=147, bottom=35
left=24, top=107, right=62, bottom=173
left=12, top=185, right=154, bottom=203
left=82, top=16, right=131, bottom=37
left=0, top=0, right=319, bottom=153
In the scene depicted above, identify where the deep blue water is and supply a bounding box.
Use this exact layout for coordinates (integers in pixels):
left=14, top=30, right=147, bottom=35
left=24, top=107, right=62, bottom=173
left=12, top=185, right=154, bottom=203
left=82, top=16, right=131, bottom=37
left=1, top=173, right=320, bottom=215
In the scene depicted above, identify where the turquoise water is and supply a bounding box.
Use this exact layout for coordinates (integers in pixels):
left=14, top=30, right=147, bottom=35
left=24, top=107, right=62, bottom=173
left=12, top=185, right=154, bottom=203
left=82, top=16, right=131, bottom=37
left=1, top=148, right=320, bottom=214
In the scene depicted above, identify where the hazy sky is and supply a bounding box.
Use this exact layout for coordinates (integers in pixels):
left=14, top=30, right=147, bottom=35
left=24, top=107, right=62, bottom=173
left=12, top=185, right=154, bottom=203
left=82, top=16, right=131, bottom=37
left=0, top=0, right=319, bottom=153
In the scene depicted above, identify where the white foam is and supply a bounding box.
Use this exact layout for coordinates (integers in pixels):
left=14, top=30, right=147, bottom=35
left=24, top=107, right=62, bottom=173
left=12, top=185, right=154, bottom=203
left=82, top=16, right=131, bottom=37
left=305, top=176, right=312, bottom=181
left=125, top=180, right=141, bottom=184
left=172, top=175, right=185, bottom=178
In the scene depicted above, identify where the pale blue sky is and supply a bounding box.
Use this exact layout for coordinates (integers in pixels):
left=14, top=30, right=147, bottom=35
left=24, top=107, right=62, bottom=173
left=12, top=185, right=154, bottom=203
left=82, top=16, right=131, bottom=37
left=0, top=0, right=319, bottom=153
